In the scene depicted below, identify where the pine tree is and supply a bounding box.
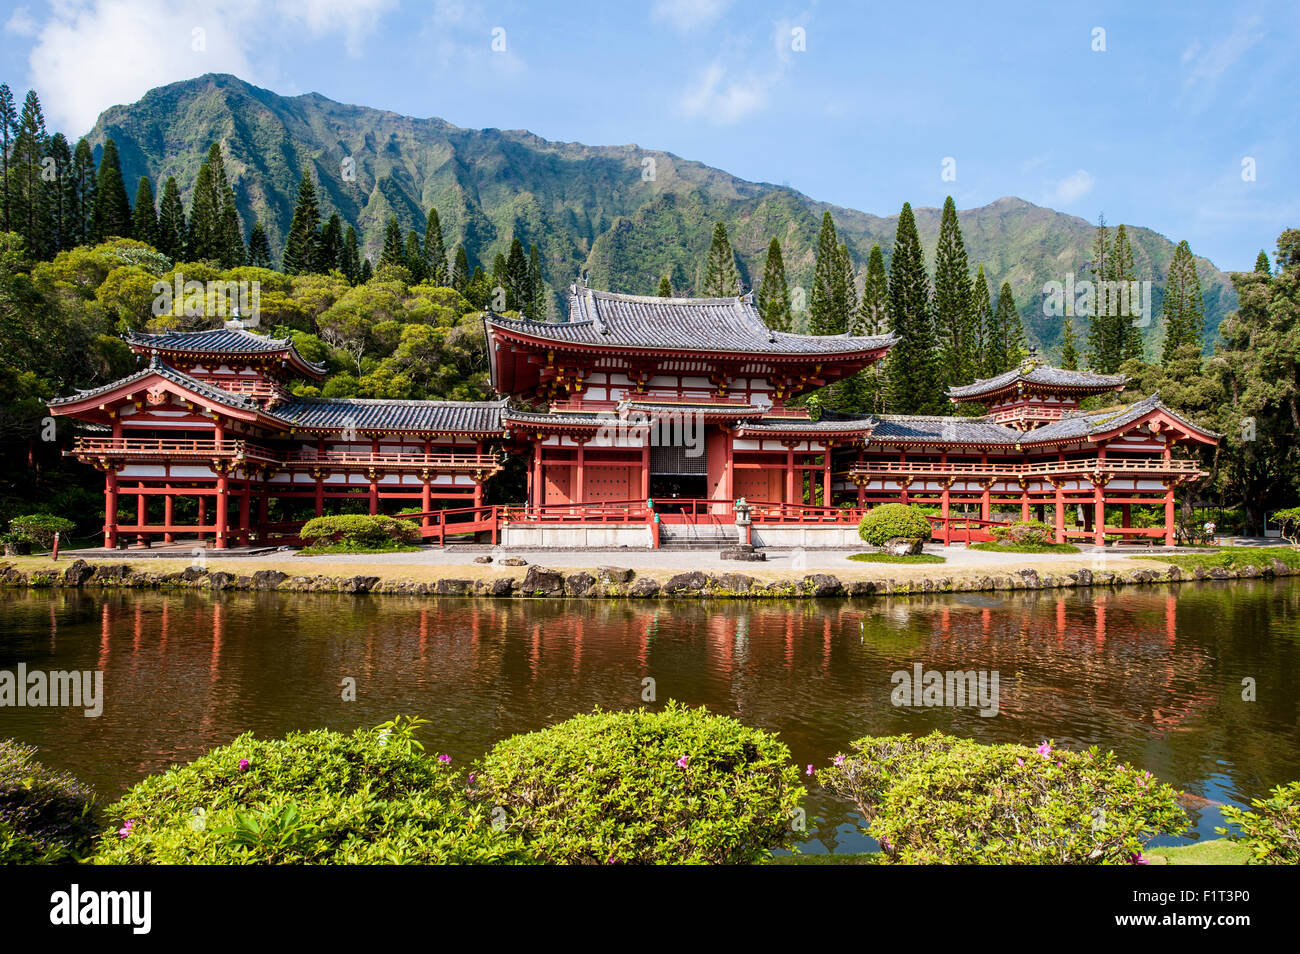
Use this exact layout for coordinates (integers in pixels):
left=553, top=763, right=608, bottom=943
left=47, top=133, right=74, bottom=252
left=831, top=242, right=857, bottom=332
left=187, top=144, right=242, bottom=266
left=379, top=216, right=405, bottom=269
left=657, top=275, right=673, bottom=297
left=1060, top=318, right=1079, bottom=370
left=505, top=237, right=530, bottom=311
left=988, top=282, right=1027, bottom=374
left=131, top=176, right=157, bottom=247
left=808, top=211, right=841, bottom=334
left=1254, top=249, right=1271, bottom=274
left=69, top=138, right=95, bottom=247
left=404, top=230, right=425, bottom=282
left=885, top=202, right=939, bottom=413
left=856, top=244, right=889, bottom=335
left=0, top=84, right=15, bottom=233
left=1085, top=214, right=1113, bottom=371
left=282, top=167, right=322, bottom=275
left=701, top=221, right=739, bottom=297
left=12, top=90, right=54, bottom=255
left=155, top=176, right=186, bottom=260
left=341, top=226, right=361, bottom=283
left=971, top=264, right=994, bottom=377
left=527, top=243, right=545, bottom=319
left=318, top=214, right=343, bottom=274
left=1160, top=239, right=1205, bottom=366
left=424, top=207, right=448, bottom=286
left=1112, top=224, right=1143, bottom=362
left=451, top=245, right=470, bottom=293
left=246, top=222, right=272, bottom=268
left=756, top=237, right=792, bottom=331
left=359, top=257, right=373, bottom=283
left=933, top=196, right=975, bottom=388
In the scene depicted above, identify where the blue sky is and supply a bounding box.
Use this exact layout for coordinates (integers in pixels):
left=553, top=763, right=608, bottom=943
left=1, top=0, right=1295, bottom=270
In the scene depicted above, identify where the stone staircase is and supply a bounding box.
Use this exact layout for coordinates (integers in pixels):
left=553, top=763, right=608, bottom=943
left=657, top=525, right=741, bottom=550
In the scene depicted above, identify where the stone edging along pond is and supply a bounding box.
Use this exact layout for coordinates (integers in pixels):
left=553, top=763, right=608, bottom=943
left=1, top=557, right=1297, bottom=599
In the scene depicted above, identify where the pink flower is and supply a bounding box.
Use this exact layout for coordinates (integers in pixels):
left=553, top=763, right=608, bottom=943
left=833, top=754, right=846, bottom=766
left=676, top=756, right=689, bottom=768
left=1036, top=741, right=1052, bottom=758
left=468, top=773, right=476, bottom=783
left=1016, top=758, right=1025, bottom=767
left=238, top=759, right=250, bottom=772
left=118, top=819, right=135, bottom=838
left=1128, top=852, right=1149, bottom=865
left=806, top=764, right=814, bottom=776
left=438, top=754, right=452, bottom=764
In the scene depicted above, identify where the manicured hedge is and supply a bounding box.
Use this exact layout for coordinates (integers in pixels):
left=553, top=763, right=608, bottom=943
left=990, top=519, right=1054, bottom=545
left=0, top=740, right=98, bottom=864
left=817, top=732, right=1186, bottom=864
left=857, top=504, right=932, bottom=548
left=1219, top=780, right=1300, bottom=864
left=298, top=514, right=418, bottom=551
left=474, top=702, right=805, bottom=864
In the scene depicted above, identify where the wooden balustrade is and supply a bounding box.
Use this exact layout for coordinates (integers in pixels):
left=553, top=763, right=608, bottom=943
left=847, top=456, right=1202, bottom=479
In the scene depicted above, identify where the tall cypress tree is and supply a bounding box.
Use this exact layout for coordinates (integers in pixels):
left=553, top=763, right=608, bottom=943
left=0, top=84, right=15, bottom=233
left=832, top=242, right=857, bottom=331
left=1112, top=224, right=1142, bottom=362
left=451, top=244, right=470, bottom=293
left=701, top=221, right=739, bottom=297
left=246, top=222, right=272, bottom=268
left=12, top=90, right=54, bottom=255
left=405, top=230, right=425, bottom=282
left=187, top=143, right=242, bottom=266
left=808, top=211, right=841, bottom=334
left=491, top=252, right=509, bottom=306
left=885, top=202, right=939, bottom=413
left=987, top=282, right=1027, bottom=374
left=1060, top=317, right=1079, bottom=370
left=318, top=214, right=343, bottom=274
left=424, top=207, right=448, bottom=286
left=90, top=137, right=131, bottom=242
left=69, top=138, right=96, bottom=247
left=1160, top=239, right=1205, bottom=366
left=47, top=133, right=74, bottom=252
left=1254, top=250, right=1271, bottom=274
left=282, top=168, right=322, bottom=275
left=527, top=243, right=545, bottom=319
left=657, top=275, right=673, bottom=297
left=155, top=176, right=186, bottom=260
left=757, top=237, right=792, bottom=331
left=933, top=196, right=975, bottom=388
left=342, top=226, right=361, bottom=283
left=856, top=243, right=889, bottom=335
left=378, top=216, right=405, bottom=269
left=131, top=176, right=157, bottom=248
left=505, top=237, right=529, bottom=311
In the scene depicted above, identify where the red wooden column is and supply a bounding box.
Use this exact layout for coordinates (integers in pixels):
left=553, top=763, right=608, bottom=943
left=1092, top=484, right=1106, bottom=546
left=533, top=440, right=544, bottom=508
left=420, top=471, right=432, bottom=528
left=163, top=489, right=174, bottom=543
left=575, top=440, right=586, bottom=504
left=104, top=467, right=119, bottom=548
left=214, top=469, right=229, bottom=549
left=785, top=446, right=796, bottom=504
left=821, top=443, right=832, bottom=508
left=1053, top=479, right=1065, bottom=543
left=1164, top=480, right=1176, bottom=546
left=640, top=441, right=650, bottom=500
left=1020, top=484, right=1030, bottom=521
left=367, top=468, right=379, bottom=515
left=197, top=496, right=206, bottom=542
left=238, top=476, right=252, bottom=546
left=313, top=472, right=325, bottom=516
left=724, top=431, right=735, bottom=502
left=473, top=440, right=484, bottom=509
left=980, top=481, right=991, bottom=521
left=135, top=482, right=148, bottom=546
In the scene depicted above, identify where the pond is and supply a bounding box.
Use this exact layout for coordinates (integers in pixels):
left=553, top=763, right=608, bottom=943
left=2, top=580, right=1298, bottom=854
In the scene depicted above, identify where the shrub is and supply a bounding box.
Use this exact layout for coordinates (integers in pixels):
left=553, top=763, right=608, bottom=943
left=817, top=732, right=1186, bottom=864
left=990, top=519, right=1053, bottom=545
left=298, top=514, right=418, bottom=551
left=1218, top=780, right=1300, bottom=864
left=0, top=740, right=98, bottom=863
left=6, top=514, right=75, bottom=549
left=857, top=504, right=932, bottom=548
left=93, top=719, right=527, bottom=864
left=474, top=702, right=805, bottom=864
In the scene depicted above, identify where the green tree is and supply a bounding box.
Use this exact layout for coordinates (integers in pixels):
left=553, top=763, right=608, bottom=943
left=701, top=221, right=739, bottom=297
left=505, top=237, right=530, bottom=312
left=379, top=216, right=405, bottom=269
left=12, top=90, right=54, bottom=255
left=1112, top=225, right=1143, bottom=362
left=1060, top=318, right=1080, bottom=370
left=1160, top=239, right=1205, bottom=366
left=155, top=176, right=185, bottom=260
left=451, top=245, right=470, bottom=294
left=246, top=222, right=272, bottom=268
left=318, top=214, right=344, bottom=274
left=68, top=138, right=96, bottom=247
left=282, top=167, right=322, bottom=275
left=424, top=207, right=448, bottom=286
left=131, top=176, right=157, bottom=247
left=1255, top=250, right=1271, bottom=275
left=885, top=202, right=939, bottom=413
left=933, top=196, right=975, bottom=388
left=808, top=211, right=842, bottom=334
left=527, top=243, right=545, bottom=319
left=757, top=237, right=791, bottom=331
left=0, top=84, right=15, bottom=233
left=341, top=226, right=361, bottom=284
left=971, top=264, right=994, bottom=376
left=187, top=143, right=242, bottom=266
left=47, top=133, right=74, bottom=252
left=404, top=229, right=425, bottom=283
left=657, top=275, right=673, bottom=297
left=987, top=282, right=1027, bottom=374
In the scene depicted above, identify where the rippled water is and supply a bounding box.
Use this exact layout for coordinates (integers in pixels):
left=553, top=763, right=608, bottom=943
left=2, top=580, right=1298, bottom=854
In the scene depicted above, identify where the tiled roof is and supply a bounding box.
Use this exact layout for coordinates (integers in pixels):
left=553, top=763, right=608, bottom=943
left=947, top=362, right=1126, bottom=400
left=869, top=415, right=1022, bottom=445
left=277, top=397, right=509, bottom=434
left=125, top=328, right=326, bottom=375
left=734, top=415, right=876, bottom=435
left=486, top=285, right=898, bottom=356
left=1023, top=393, right=1220, bottom=443
left=503, top=408, right=615, bottom=428
left=48, top=358, right=265, bottom=414
left=622, top=401, right=766, bottom=418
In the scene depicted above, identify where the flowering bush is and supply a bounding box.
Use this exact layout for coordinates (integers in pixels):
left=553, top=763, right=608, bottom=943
left=93, top=720, right=527, bottom=864
left=817, top=732, right=1186, bottom=864
left=0, top=740, right=98, bottom=864
left=298, top=514, right=418, bottom=552
left=474, top=702, right=805, bottom=864
left=857, top=504, right=932, bottom=548
left=1218, top=780, right=1300, bottom=864
left=990, top=519, right=1054, bottom=545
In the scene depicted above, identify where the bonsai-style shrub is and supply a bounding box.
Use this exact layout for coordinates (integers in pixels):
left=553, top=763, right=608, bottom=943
left=4, top=514, right=75, bottom=553
left=857, top=504, right=932, bottom=548
left=990, top=519, right=1053, bottom=546
left=298, top=514, right=419, bottom=552
left=817, top=732, right=1186, bottom=864
left=93, top=719, right=527, bottom=864
left=0, top=740, right=98, bottom=864
left=1272, top=507, right=1300, bottom=545
left=1218, top=780, right=1300, bottom=864
left=474, top=702, right=805, bottom=864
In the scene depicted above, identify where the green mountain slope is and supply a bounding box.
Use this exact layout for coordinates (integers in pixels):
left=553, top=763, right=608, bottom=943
left=88, top=73, right=1236, bottom=350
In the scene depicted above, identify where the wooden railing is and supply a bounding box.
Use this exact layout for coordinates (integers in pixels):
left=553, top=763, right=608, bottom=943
left=278, top=450, right=501, bottom=471
left=68, top=437, right=278, bottom=461
left=395, top=505, right=501, bottom=544
left=847, top=456, right=1202, bottom=479
left=502, top=498, right=653, bottom=524
left=198, top=378, right=288, bottom=401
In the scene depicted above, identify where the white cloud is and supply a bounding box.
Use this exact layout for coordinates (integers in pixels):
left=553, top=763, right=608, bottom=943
left=19, top=0, right=395, bottom=134
left=4, top=6, right=38, bottom=37
left=1183, top=16, right=1265, bottom=86
left=680, top=62, right=769, bottom=124
left=652, top=0, right=731, bottom=33
left=1048, top=169, right=1095, bottom=205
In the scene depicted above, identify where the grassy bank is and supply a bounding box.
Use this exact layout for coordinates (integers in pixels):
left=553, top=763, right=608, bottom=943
left=767, top=838, right=1251, bottom=865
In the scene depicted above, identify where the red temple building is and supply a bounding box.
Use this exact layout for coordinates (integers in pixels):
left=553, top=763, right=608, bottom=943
left=48, top=285, right=1218, bottom=550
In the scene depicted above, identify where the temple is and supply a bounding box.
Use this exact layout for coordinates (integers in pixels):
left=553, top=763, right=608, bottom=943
left=48, top=285, right=1218, bottom=549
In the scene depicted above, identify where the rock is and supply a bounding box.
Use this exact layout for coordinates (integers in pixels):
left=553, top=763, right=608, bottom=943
left=500, top=557, right=529, bottom=567
left=628, top=578, right=661, bottom=598
left=1166, top=565, right=1182, bottom=581
left=1193, top=566, right=1208, bottom=580
left=481, top=577, right=514, bottom=597
left=881, top=537, right=923, bottom=556
left=802, top=573, right=843, bottom=597
left=473, top=555, right=493, bottom=564
left=1015, top=568, right=1041, bottom=588
left=181, top=565, right=208, bottom=582
left=339, top=575, right=380, bottom=594
left=62, top=560, right=95, bottom=586
left=93, top=563, right=132, bottom=583
left=713, top=572, right=757, bottom=594
left=1073, top=568, right=1093, bottom=587
left=1270, top=558, right=1291, bottom=576
left=252, top=569, right=287, bottom=590
left=521, top=565, right=565, bottom=597
left=565, top=571, right=597, bottom=596
left=846, top=579, right=876, bottom=596
left=720, top=545, right=767, bottom=561
left=662, top=571, right=708, bottom=596
left=1239, top=565, right=1260, bottom=579
left=208, top=571, right=235, bottom=591
left=1208, top=567, right=1231, bottom=580
left=434, top=578, right=474, bottom=596
left=596, top=565, right=634, bottom=584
